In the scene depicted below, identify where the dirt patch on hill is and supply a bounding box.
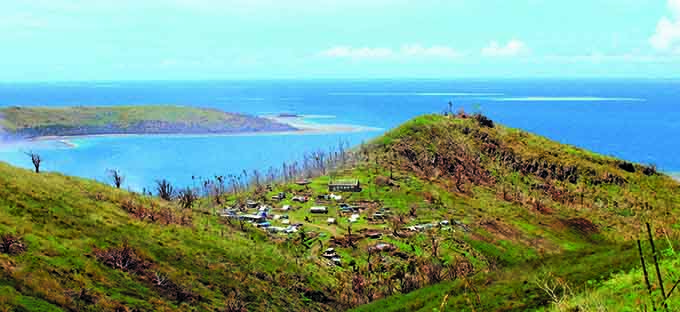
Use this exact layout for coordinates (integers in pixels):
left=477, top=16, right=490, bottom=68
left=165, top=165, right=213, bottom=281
left=561, top=217, right=599, bottom=235
left=390, top=126, right=495, bottom=193
left=330, top=234, right=365, bottom=248
left=479, top=219, right=522, bottom=241
left=463, top=124, right=628, bottom=186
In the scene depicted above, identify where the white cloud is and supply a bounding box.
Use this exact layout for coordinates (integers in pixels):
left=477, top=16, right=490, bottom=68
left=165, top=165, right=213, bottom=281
left=481, top=39, right=528, bottom=57
left=671, top=0, right=680, bottom=17
left=650, top=0, right=680, bottom=53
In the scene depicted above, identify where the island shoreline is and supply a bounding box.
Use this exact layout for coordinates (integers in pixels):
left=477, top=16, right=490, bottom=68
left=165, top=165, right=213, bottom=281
left=4, top=116, right=382, bottom=146
left=0, top=106, right=382, bottom=144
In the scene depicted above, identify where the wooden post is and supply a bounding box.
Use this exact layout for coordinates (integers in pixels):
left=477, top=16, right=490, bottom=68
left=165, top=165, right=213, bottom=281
left=638, top=239, right=657, bottom=311
left=647, top=222, right=668, bottom=311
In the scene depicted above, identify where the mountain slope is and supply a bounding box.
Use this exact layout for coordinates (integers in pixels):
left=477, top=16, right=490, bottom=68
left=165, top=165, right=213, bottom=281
left=0, top=162, right=335, bottom=311
left=349, top=113, right=680, bottom=311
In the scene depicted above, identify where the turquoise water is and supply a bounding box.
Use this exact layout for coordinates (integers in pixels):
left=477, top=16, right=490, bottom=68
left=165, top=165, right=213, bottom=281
left=1, top=79, right=679, bottom=190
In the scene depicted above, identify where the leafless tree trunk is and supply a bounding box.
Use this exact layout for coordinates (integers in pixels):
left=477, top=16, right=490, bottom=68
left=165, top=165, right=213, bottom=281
left=107, top=169, right=124, bottom=189
left=25, top=151, right=42, bottom=173
left=155, top=179, right=175, bottom=201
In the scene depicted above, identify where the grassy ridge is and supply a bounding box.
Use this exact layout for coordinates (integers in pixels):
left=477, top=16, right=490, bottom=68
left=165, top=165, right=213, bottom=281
left=0, top=106, right=296, bottom=138
left=351, top=114, right=680, bottom=311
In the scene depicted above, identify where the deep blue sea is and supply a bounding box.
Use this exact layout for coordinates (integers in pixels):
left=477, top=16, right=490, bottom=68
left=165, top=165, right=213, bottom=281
left=1, top=79, right=679, bottom=190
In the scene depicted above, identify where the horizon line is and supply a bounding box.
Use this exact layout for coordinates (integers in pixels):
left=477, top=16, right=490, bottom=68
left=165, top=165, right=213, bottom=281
left=1, top=76, right=680, bottom=84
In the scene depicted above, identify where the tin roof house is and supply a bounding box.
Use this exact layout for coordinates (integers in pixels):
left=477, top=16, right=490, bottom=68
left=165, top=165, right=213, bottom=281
left=328, top=179, right=361, bottom=192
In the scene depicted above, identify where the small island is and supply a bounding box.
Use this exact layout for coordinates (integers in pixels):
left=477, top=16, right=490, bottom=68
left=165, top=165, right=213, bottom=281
left=0, top=105, right=298, bottom=139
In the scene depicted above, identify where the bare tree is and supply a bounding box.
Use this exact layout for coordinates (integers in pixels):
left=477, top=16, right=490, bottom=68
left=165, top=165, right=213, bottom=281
left=155, top=179, right=175, bottom=201
left=178, top=187, right=198, bottom=210
left=347, top=224, right=355, bottom=249
left=107, top=169, right=124, bottom=189
left=25, top=151, right=42, bottom=173
left=389, top=214, right=404, bottom=236
left=427, top=229, right=440, bottom=259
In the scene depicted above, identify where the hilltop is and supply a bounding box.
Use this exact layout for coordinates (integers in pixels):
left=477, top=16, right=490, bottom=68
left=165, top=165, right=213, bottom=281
left=0, top=113, right=679, bottom=311
left=0, top=106, right=296, bottom=139
left=351, top=114, right=680, bottom=311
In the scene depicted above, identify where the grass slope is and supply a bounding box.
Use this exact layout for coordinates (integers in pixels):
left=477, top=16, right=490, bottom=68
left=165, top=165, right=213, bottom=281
left=348, top=114, right=680, bottom=311
left=0, top=106, right=295, bottom=138
left=0, top=162, right=335, bottom=311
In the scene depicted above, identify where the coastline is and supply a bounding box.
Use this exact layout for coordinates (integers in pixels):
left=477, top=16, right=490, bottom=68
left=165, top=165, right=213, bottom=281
left=13, top=115, right=381, bottom=147
left=671, top=172, right=680, bottom=182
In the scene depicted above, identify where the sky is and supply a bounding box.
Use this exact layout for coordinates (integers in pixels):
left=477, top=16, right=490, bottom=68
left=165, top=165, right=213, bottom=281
left=1, top=0, right=680, bottom=81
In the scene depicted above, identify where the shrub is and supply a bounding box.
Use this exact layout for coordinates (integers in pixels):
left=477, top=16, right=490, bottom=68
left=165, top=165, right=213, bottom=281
left=94, top=244, right=198, bottom=304
left=120, top=197, right=192, bottom=226
left=0, top=233, right=26, bottom=255
left=93, top=242, right=151, bottom=274
left=178, top=187, right=198, bottom=210
left=473, top=113, right=494, bottom=128
left=642, top=164, right=657, bottom=176
left=617, top=161, right=635, bottom=173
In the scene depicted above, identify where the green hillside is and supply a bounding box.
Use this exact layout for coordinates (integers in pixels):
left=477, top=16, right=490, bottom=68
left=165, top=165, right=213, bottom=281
left=350, top=114, right=680, bottom=311
left=0, top=106, right=296, bottom=138
left=1, top=113, right=679, bottom=311
left=0, top=162, right=336, bottom=311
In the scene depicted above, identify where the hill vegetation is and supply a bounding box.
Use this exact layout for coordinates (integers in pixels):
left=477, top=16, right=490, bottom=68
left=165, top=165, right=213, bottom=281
left=0, top=112, right=679, bottom=311
left=0, top=106, right=296, bottom=139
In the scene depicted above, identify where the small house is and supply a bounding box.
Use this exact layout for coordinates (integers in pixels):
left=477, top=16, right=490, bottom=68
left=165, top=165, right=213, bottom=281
left=322, top=248, right=337, bottom=258
left=271, top=192, right=286, bottom=201
left=292, top=196, right=308, bottom=203
left=365, top=231, right=383, bottom=239
left=310, top=206, right=328, bottom=214
left=340, top=204, right=359, bottom=213
left=369, top=243, right=396, bottom=253
left=218, top=208, right=237, bottom=217
left=267, top=226, right=287, bottom=233
left=296, top=179, right=311, bottom=186
left=239, top=214, right=265, bottom=223
left=328, top=179, right=362, bottom=192
left=285, top=225, right=301, bottom=233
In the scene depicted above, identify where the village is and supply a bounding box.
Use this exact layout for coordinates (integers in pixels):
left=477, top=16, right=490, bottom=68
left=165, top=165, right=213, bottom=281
left=217, top=177, right=469, bottom=268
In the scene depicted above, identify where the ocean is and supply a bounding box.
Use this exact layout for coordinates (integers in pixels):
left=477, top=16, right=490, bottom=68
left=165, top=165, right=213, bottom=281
left=0, top=79, right=678, bottom=190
